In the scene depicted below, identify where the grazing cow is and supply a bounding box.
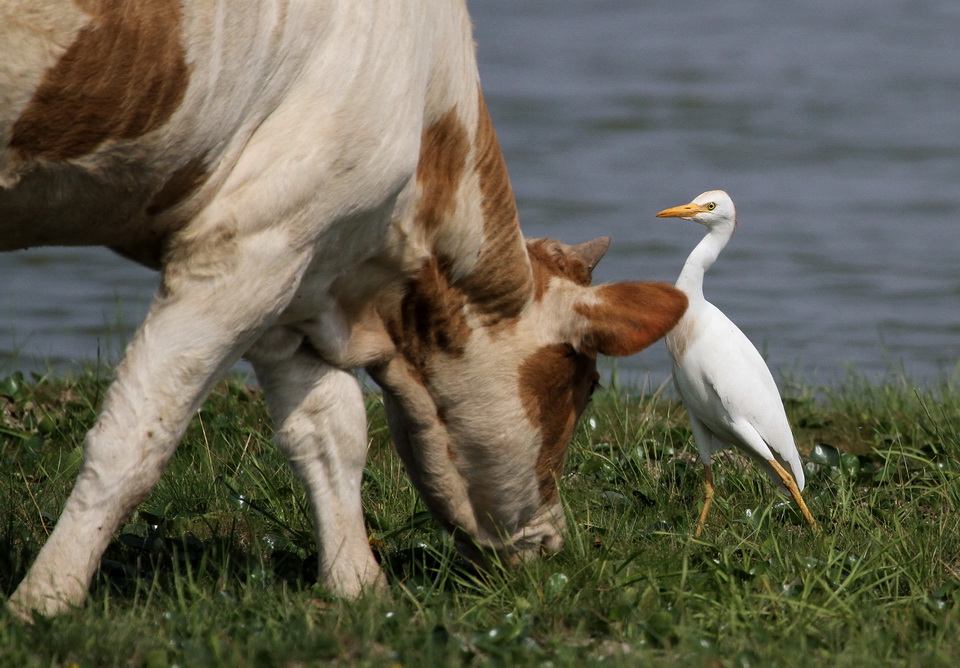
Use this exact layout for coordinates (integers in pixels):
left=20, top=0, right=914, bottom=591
left=1, top=1, right=687, bottom=618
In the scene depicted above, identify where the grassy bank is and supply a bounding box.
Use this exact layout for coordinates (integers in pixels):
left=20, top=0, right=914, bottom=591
left=1, top=367, right=959, bottom=666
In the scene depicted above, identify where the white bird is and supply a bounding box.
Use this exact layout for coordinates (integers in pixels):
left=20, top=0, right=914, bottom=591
left=656, top=190, right=817, bottom=536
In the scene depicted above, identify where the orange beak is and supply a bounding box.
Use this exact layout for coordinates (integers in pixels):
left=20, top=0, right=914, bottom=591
left=656, top=202, right=709, bottom=219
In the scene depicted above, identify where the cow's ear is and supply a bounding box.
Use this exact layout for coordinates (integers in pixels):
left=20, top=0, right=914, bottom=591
left=573, top=282, right=687, bottom=356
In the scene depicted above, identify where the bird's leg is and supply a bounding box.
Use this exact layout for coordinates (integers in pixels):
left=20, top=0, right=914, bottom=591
left=767, top=459, right=819, bottom=532
left=694, top=463, right=715, bottom=537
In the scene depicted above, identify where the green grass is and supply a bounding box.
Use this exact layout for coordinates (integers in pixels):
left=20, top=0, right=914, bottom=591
left=1, top=367, right=959, bottom=666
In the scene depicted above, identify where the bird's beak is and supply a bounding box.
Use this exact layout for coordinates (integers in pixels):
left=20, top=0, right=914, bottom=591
left=656, top=202, right=708, bottom=219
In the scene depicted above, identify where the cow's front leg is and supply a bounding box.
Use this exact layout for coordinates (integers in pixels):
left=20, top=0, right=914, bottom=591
left=9, top=235, right=311, bottom=620
left=251, top=342, right=384, bottom=597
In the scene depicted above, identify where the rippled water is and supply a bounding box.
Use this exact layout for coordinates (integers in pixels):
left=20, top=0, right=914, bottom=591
left=3, top=0, right=959, bottom=388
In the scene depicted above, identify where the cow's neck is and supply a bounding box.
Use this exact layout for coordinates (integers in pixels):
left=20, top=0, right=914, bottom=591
left=409, top=89, right=533, bottom=326
left=454, top=92, right=532, bottom=321
left=325, top=89, right=532, bottom=371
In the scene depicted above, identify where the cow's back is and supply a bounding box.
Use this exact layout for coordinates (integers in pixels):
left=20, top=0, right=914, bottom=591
left=0, top=1, right=470, bottom=268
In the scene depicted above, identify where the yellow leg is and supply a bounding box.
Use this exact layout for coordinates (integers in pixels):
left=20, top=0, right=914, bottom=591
left=694, top=464, right=715, bottom=537
left=767, top=459, right=819, bottom=532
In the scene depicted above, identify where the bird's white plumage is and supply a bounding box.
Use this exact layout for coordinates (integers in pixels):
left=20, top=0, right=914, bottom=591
left=668, top=298, right=803, bottom=493
left=657, top=190, right=815, bottom=532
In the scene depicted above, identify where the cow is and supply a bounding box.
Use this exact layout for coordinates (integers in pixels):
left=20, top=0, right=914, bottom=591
left=1, top=1, right=687, bottom=618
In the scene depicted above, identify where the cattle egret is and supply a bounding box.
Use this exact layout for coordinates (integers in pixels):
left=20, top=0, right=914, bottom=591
left=656, top=190, right=817, bottom=536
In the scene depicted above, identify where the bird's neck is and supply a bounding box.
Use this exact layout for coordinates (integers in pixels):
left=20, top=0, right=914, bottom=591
left=675, top=224, right=734, bottom=300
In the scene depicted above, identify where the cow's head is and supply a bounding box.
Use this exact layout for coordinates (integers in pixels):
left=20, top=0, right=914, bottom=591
left=366, top=234, right=686, bottom=563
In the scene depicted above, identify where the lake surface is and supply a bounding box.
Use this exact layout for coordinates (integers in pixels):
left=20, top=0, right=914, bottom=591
left=3, top=0, right=959, bottom=390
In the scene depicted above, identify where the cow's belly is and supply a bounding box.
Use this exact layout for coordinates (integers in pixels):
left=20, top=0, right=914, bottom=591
left=0, top=162, right=160, bottom=253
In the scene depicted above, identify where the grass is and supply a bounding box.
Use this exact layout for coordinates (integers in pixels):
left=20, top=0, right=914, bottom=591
left=1, top=367, right=959, bottom=666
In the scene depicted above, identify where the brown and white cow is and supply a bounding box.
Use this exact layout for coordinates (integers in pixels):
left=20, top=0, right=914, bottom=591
left=1, top=1, right=686, bottom=617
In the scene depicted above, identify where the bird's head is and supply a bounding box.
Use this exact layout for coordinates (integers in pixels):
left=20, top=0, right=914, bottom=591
left=656, top=190, right=737, bottom=230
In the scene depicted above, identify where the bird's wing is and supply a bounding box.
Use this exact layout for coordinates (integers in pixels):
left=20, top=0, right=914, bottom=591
left=671, top=303, right=804, bottom=491
left=684, top=403, right=726, bottom=464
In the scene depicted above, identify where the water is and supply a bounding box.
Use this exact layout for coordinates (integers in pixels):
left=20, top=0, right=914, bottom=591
left=3, top=0, right=959, bottom=389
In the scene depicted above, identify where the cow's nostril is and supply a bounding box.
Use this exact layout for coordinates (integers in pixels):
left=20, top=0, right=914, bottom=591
left=541, top=531, right=563, bottom=555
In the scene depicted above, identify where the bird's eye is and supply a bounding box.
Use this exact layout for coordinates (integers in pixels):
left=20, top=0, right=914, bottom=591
left=706, top=202, right=717, bottom=211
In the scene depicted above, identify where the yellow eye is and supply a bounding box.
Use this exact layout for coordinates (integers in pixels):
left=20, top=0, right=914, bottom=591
left=706, top=202, right=717, bottom=211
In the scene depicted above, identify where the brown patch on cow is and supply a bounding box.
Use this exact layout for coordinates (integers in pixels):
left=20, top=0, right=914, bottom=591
left=9, top=0, right=189, bottom=160
left=519, top=343, right=598, bottom=504
left=416, top=109, right=470, bottom=232
left=575, top=283, right=688, bottom=357
left=474, top=92, right=518, bottom=239
left=525, top=239, right=595, bottom=302
left=147, top=154, right=210, bottom=215
left=452, top=91, right=532, bottom=323
left=386, top=256, right=473, bottom=384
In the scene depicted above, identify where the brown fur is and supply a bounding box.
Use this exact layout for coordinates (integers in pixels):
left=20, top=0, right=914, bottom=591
left=519, top=343, right=598, bottom=503
left=9, top=0, right=189, bottom=160
left=393, top=95, right=536, bottom=383
left=455, top=91, right=532, bottom=322
left=387, top=256, right=473, bottom=385
left=415, top=109, right=470, bottom=232
left=575, top=283, right=688, bottom=357
left=526, top=238, right=595, bottom=302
